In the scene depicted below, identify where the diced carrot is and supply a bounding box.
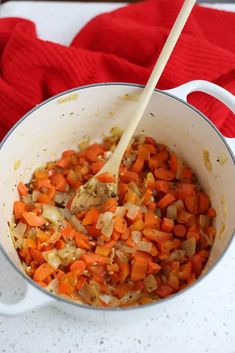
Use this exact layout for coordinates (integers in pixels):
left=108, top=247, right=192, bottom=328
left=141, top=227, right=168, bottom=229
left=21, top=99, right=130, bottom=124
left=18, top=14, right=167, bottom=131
left=69, top=260, right=86, bottom=273
left=168, top=271, right=179, bottom=290
left=51, top=173, right=67, bottom=191
left=184, top=191, right=198, bottom=214
left=114, top=216, right=127, bottom=233
left=156, top=284, right=174, bottom=298
left=113, top=283, right=133, bottom=298
left=124, top=188, right=140, bottom=205
left=148, top=202, right=157, bottom=210
left=56, top=157, right=71, bottom=169
left=175, top=183, right=195, bottom=200
left=95, top=246, right=111, bottom=257
left=155, top=180, right=172, bottom=193
left=33, top=263, right=54, bottom=282
left=118, top=183, right=128, bottom=202
left=75, top=232, right=90, bottom=250
left=132, top=251, right=152, bottom=263
left=22, top=212, right=46, bottom=227
left=76, top=276, right=87, bottom=291
left=97, top=172, right=115, bottom=183
left=17, top=182, right=28, bottom=196
left=81, top=253, right=110, bottom=266
left=147, top=262, right=161, bottom=275
left=170, top=153, right=178, bottom=173
left=191, top=254, right=203, bottom=277
left=205, top=226, right=216, bottom=237
left=177, top=209, right=193, bottom=224
left=13, top=201, right=26, bottom=219
left=145, top=137, right=156, bottom=145
left=198, top=192, right=210, bottom=213
left=34, top=169, right=49, bottom=181
left=83, top=208, right=100, bottom=225
left=54, top=239, right=65, bottom=250
left=37, top=193, right=51, bottom=204
left=138, top=144, right=157, bottom=160
left=62, top=150, right=75, bottom=158
left=86, top=224, right=102, bottom=237
left=158, top=193, right=175, bottom=209
left=131, top=260, right=147, bottom=281
left=142, top=188, right=152, bottom=205
left=119, top=262, right=130, bottom=283
left=179, top=262, right=192, bottom=280
left=91, top=160, right=105, bottom=174
left=103, top=240, right=116, bottom=248
left=30, top=248, right=45, bottom=264
left=154, top=168, right=175, bottom=181
left=162, top=218, right=174, bottom=232
left=143, top=228, right=171, bottom=242
left=173, top=224, right=186, bottom=238
left=120, top=170, right=139, bottom=183
left=181, top=167, right=193, bottom=181
left=144, top=212, right=161, bottom=229
left=107, top=263, right=119, bottom=272
left=58, top=282, right=74, bottom=295
left=131, top=156, right=145, bottom=173
left=207, top=208, right=217, bottom=218
left=102, top=198, right=118, bottom=213
left=85, top=143, right=105, bottom=162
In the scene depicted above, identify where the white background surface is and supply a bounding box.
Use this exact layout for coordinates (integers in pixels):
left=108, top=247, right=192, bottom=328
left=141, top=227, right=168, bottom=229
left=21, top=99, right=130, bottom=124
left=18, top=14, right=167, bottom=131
left=0, top=2, right=235, bottom=353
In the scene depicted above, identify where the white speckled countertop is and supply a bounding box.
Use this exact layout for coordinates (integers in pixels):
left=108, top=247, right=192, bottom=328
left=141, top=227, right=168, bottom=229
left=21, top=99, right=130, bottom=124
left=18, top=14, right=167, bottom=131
left=0, top=2, right=235, bottom=353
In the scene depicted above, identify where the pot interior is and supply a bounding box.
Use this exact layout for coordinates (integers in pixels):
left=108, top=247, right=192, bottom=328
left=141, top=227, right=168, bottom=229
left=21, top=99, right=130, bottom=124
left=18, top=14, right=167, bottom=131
left=0, top=84, right=234, bottom=281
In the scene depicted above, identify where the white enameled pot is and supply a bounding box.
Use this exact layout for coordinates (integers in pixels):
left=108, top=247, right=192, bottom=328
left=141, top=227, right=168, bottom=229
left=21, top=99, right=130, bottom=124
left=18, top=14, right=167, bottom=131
left=0, top=80, right=235, bottom=322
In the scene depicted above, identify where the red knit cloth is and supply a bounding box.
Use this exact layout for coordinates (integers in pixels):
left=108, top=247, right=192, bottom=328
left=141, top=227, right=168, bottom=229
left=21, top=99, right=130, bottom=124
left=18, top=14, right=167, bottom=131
left=0, top=0, right=235, bottom=141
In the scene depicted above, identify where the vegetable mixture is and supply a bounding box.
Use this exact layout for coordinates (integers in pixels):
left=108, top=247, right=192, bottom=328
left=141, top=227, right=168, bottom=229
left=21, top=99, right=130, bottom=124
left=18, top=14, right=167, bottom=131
left=12, top=130, right=216, bottom=307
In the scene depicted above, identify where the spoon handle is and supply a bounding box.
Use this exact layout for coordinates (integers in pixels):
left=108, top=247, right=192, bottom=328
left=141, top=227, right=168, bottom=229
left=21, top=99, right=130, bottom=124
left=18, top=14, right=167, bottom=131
left=105, top=0, right=196, bottom=174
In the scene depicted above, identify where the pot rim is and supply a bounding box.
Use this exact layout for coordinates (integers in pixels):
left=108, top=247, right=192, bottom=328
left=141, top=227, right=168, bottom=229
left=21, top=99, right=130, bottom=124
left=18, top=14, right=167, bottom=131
left=0, top=81, right=234, bottom=312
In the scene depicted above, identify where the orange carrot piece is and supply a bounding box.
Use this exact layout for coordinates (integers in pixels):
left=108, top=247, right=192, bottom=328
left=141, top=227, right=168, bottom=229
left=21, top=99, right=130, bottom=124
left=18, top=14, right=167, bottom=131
left=81, top=253, right=110, bottom=266
left=132, top=251, right=152, bottom=263
left=102, top=198, right=118, bottom=213
left=207, top=208, right=217, bottom=218
left=158, top=193, right=175, bottom=209
left=56, top=157, right=71, bottom=169
left=51, top=173, right=67, bottom=191
left=69, top=260, right=86, bottom=273
left=175, top=183, right=195, bottom=200
left=95, top=246, right=111, bottom=257
left=155, top=180, right=172, bottom=193
left=75, top=234, right=90, bottom=250
left=17, top=182, right=28, bottom=196
left=54, top=239, right=65, bottom=250
left=147, top=262, right=161, bottom=275
left=170, top=153, right=178, bottom=173
left=33, top=263, right=54, bottom=282
left=103, top=240, right=116, bottom=248
left=91, top=160, right=105, bottom=174
left=161, top=218, right=174, bottom=232
left=82, top=208, right=100, bottom=225
left=22, top=212, right=46, bottom=227
left=107, top=263, right=119, bottom=272
left=131, top=155, right=145, bottom=173
left=173, top=224, right=186, bottom=237
left=138, top=144, right=157, bottom=160
left=86, top=224, right=102, bottom=237
left=154, top=168, right=175, bottom=181
left=34, top=169, right=48, bottom=181
left=143, top=228, right=171, bottom=242
left=97, top=172, right=115, bottom=183
left=156, top=284, right=174, bottom=298
left=198, top=192, right=210, bottom=214
left=119, top=262, right=130, bottom=283
left=37, top=193, right=51, bottom=204
left=177, top=209, right=193, bottom=224
left=30, top=248, right=45, bottom=265
left=114, top=216, right=127, bottom=233
left=85, top=143, right=105, bottom=162
left=120, top=170, right=139, bottom=183
left=76, top=276, right=87, bottom=291
left=131, top=261, right=147, bottom=281
left=13, top=201, right=26, bottom=219
left=142, top=188, right=152, bottom=205
left=144, top=212, right=161, bottom=229
left=118, top=183, right=128, bottom=202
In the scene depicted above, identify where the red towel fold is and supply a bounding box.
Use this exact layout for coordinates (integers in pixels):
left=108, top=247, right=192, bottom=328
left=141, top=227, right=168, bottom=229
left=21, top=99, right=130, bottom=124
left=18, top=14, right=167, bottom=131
left=0, top=0, right=235, bottom=141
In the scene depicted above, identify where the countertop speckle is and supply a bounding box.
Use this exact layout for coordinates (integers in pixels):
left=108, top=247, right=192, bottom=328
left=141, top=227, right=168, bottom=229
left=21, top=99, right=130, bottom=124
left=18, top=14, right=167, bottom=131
left=1, top=2, right=235, bottom=353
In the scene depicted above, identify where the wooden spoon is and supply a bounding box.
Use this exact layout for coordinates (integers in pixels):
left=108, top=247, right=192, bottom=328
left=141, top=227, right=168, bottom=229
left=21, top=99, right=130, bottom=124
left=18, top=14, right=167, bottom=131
left=71, top=0, right=196, bottom=213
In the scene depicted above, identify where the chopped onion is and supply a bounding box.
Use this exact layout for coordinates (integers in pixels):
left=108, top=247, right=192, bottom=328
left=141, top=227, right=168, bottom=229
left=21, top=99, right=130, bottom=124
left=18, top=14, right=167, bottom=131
left=70, top=215, right=88, bottom=234
left=110, top=126, right=123, bottom=138
left=167, top=249, right=185, bottom=262
left=140, top=206, right=148, bottom=213
left=131, top=231, right=142, bottom=243
left=125, top=202, right=139, bottom=220
left=80, top=283, right=100, bottom=305
left=199, top=215, right=211, bottom=227
left=32, top=190, right=40, bottom=202
left=58, top=245, right=77, bottom=265
left=135, top=134, right=145, bottom=145
left=96, top=212, right=114, bottom=238
left=12, top=222, right=27, bottom=238
left=119, top=291, right=140, bottom=305
left=14, top=238, right=23, bottom=249
left=47, top=278, right=58, bottom=294
left=116, top=249, right=129, bottom=263
left=144, top=274, right=158, bottom=292
left=114, top=206, right=127, bottom=217
left=75, top=248, right=86, bottom=259
left=182, top=238, right=196, bottom=257
left=136, top=241, right=152, bottom=253
left=104, top=151, right=112, bottom=160
left=59, top=207, right=72, bottom=221
left=172, top=199, right=184, bottom=212
left=78, top=135, right=90, bottom=150
left=119, top=244, right=135, bottom=254
left=166, top=205, right=177, bottom=220
left=42, top=205, right=62, bottom=224
left=54, top=192, right=71, bottom=206
left=99, top=294, right=120, bottom=307
left=28, top=227, right=37, bottom=239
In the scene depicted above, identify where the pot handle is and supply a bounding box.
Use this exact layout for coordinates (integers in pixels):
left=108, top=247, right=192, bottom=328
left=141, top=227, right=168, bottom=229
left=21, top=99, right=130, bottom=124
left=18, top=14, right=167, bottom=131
left=0, top=282, right=54, bottom=316
left=165, top=80, right=235, bottom=154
